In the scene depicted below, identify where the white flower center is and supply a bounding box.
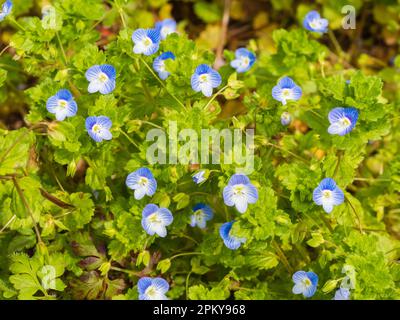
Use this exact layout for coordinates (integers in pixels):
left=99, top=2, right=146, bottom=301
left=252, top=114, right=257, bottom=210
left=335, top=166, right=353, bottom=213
left=302, top=278, right=312, bottom=287
left=139, top=177, right=148, bottom=187
left=92, top=124, right=102, bottom=133
left=148, top=212, right=161, bottom=224
left=310, top=19, right=322, bottom=29
left=145, top=286, right=158, bottom=299
left=339, top=117, right=351, bottom=128
left=143, top=37, right=152, bottom=47
left=58, top=100, right=68, bottom=108
left=241, top=57, right=250, bottom=67
left=282, top=88, right=291, bottom=97
left=233, top=184, right=245, bottom=196
left=199, top=74, right=209, bottom=83
left=322, top=190, right=332, bottom=199
left=98, top=72, right=108, bottom=83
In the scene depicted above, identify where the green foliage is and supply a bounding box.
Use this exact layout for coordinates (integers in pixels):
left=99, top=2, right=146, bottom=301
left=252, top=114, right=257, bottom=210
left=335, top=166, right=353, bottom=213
left=0, top=0, right=399, bottom=301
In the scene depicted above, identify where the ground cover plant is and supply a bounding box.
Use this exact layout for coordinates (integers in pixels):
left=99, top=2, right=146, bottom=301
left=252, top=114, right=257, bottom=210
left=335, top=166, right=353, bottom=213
left=0, top=0, right=399, bottom=300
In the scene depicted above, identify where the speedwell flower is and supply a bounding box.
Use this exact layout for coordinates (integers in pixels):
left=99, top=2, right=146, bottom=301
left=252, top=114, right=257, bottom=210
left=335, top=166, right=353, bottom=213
left=190, top=203, right=213, bottom=229
left=223, top=174, right=258, bottom=213
left=313, top=178, right=344, bottom=213
left=126, top=167, right=157, bottom=200
left=230, top=48, right=256, bottom=73
left=303, top=10, right=329, bottom=33
left=85, top=116, right=112, bottom=143
left=138, top=277, right=169, bottom=300
left=141, top=204, right=173, bottom=237
left=193, top=170, right=206, bottom=184
left=85, top=64, right=116, bottom=95
left=0, top=0, right=12, bottom=22
left=46, top=89, right=77, bottom=121
left=292, top=271, right=318, bottom=298
left=272, top=76, right=302, bottom=105
left=333, top=288, right=350, bottom=300
left=132, top=28, right=160, bottom=56
left=191, top=64, right=222, bottom=97
left=155, top=18, right=177, bottom=40
left=153, top=51, right=175, bottom=80
left=281, top=112, right=292, bottom=126
left=219, top=221, right=246, bottom=250
left=327, top=107, right=359, bottom=136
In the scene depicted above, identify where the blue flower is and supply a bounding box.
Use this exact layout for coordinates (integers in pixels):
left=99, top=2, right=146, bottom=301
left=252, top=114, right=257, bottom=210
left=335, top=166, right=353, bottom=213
left=303, top=11, right=328, bottom=33
left=328, top=107, right=359, bottom=136
left=190, top=203, right=213, bottom=229
left=85, top=116, right=112, bottom=143
left=191, top=64, right=222, bottom=97
left=333, top=288, right=350, bottom=300
left=155, top=18, right=177, bottom=40
left=153, top=51, right=175, bottom=80
left=272, top=77, right=302, bottom=105
left=132, top=28, right=160, bottom=56
left=230, top=48, right=256, bottom=73
left=85, top=64, right=116, bottom=95
left=0, top=0, right=12, bottom=22
left=138, top=277, right=169, bottom=300
left=46, top=89, right=77, bottom=121
left=292, top=271, right=318, bottom=298
left=193, top=170, right=206, bottom=184
left=219, top=221, right=246, bottom=250
left=281, top=112, right=292, bottom=126
left=223, top=174, right=258, bottom=213
left=313, top=178, right=344, bottom=213
left=126, top=167, right=157, bottom=200
left=141, top=204, right=173, bottom=237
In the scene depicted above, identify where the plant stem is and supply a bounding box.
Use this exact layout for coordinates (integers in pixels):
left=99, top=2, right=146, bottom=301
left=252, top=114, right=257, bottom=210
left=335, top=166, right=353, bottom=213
left=328, top=30, right=344, bottom=59
left=119, top=129, right=140, bottom=148
left=266, top=142, right=308, bottom=164
left=203, top=85, right=228, bottom=111
left=110, top=266, right=140, bottom=276
left=170, top=251, right=204, bottom=261
left=12, top=177, right=43, bottom=244
left=56, top=32, right=68, bottom=65
left=10, top=17, right=26, bottom=31
left=138, top=57, right=186, bottom=110
left=141, top=120, right=163, bottom=130
left=272, top=240, right=293, bottom=274
left=0, top=215, right=16, bottom=234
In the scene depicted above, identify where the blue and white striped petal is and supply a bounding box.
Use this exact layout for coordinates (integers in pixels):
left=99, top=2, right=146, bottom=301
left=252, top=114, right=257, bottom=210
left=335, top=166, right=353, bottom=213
left=313, top=178, right=344, bottom=213
left=303, top=10, right=329, bottom=33
left=153, top=51, right=175, bottom=80
left=85, top=64, right=116, bottom=95
left=272, top=76, right=302, bottom=105
left=191, top=64, right=222, bottom=97
left=328, top=107, right=359, bottom=136
left=280, top=112, right=292, bottom=126
left=85, top=116, right=112, bottom=143
left=193, top=170, right=206, bottom=184
left=333, top=288, right=350, bottom=300
left=155, top=18, right=177, bottom=40
left=138, top=277, right=169, bottom=300
left=46, top=89, right=77, bottom=121
left=126, top=167, right=157, bottom=200
left=292, top=270, right=318, bottom=298
left=219, top=221, right=246, bottom=250
left=190, top=203, right=213, bottom=229
left=223, top=174, right=258, bottom=213
left=0, top=0, right=12, bottom=21
left=132, top=28, right=160, bottom=56
left=141, top=204, right=173, bottom=237
left=230, top=48, right=256, bottom=73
